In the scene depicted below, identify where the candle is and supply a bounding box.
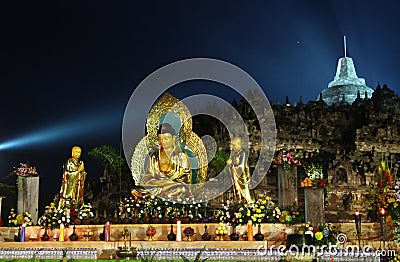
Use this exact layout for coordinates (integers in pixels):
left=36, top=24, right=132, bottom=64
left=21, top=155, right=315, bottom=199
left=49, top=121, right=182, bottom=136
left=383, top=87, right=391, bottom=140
left=59, top=223, right=65, bottom=242
left=20, top=224, right=26, bottom=242
left=247, top=220, right=254, bottom=241
left=176, top=220, right=182, bottom=241
left=379, top=208, right=387, bottom=243
left=105, top=221, right=111, bottom=242
left=353, top=212, right=362, bottom=246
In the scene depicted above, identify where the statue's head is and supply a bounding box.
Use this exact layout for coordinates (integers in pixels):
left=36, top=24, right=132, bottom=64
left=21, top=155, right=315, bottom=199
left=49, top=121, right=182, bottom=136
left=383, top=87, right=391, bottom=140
left=157, top=123, right=176, bottom=150
left=230, top=137, right=242, bottom=152
left=71, top=146, right=82, bottom=159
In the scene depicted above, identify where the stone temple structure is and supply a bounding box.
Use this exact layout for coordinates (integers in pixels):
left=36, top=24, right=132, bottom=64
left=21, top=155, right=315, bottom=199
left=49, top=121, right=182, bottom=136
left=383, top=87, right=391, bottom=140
left=86, top=38, right=397, bottom=224
left=319, top=37, right=374, bottom=105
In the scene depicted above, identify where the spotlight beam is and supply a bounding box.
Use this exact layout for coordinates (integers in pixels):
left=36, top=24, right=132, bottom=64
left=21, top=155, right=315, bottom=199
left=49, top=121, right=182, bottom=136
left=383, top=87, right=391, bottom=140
left=0, top=108, right=121, bottom=151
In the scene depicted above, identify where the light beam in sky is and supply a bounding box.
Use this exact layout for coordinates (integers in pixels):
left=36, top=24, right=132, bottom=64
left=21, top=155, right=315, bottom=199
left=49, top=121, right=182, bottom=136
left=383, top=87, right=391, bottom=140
left=0, top=107, right=122, bottom=151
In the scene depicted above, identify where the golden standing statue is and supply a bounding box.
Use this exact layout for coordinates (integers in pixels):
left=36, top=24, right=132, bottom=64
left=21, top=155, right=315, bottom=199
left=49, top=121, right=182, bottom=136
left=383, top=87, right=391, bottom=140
left=58, top=146, right=87, bottom=208
left=227, top=137, right=255, bottom=203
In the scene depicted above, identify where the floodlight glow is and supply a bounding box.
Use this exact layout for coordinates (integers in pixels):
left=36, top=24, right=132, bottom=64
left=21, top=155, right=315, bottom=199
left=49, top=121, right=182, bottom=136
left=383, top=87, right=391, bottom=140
left=0, top=108, right=121, bottom=151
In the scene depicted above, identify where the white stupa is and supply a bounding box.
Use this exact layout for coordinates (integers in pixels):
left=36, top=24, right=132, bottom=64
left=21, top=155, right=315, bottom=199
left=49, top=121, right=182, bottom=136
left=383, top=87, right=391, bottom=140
left=319, top=36, right=374, bottom=105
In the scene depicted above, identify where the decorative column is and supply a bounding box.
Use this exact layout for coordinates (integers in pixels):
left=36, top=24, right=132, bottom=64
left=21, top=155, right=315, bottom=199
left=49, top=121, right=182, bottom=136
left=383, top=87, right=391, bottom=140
left=17, top=176, right=40, bottom=224
left=0, top=196, right=5, bottom=226
left=304, top=187, right=324, bottom=227
left=277, top=165, right=298, bottom=208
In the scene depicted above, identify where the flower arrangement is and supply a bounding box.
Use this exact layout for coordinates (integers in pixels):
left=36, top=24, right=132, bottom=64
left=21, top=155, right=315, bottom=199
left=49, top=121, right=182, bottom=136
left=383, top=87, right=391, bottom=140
left=129, top=194, right=207, bottom=223
left=293, top=222, right=338, bottom=246
left=273, top=150, right=301, bottom=170
left=215, top=199, right=249, bottom=226
left=118, top=197, right=138, bottom=219
left=270, top=205, right=303, bottom=225
left=251, top=196, right=275, bottom=224
left=78, top=203, right=94, bottom=220
left=312, top=223, right=338, bottom=247
left=364, top=160, right=399, bottom=221
left=391, top=219, right=400, bottom=244
left=38, top=202, right=76, bottom=229
left=136, top=195, right=167, bottom=218
left=187, top=203, right=203, bottom=221
left=294, top=223, right=314, bottom=235
left=216, top=196, right=304, bottom=226
left=38, top=202, right=59, bottom=230
left=12, top=162, right=38, bottom=177
left=7, top=208, right=34, bottom=227
left=54, top=206, right=72, bottom=227
left=300, top=164, right=328, bottom=188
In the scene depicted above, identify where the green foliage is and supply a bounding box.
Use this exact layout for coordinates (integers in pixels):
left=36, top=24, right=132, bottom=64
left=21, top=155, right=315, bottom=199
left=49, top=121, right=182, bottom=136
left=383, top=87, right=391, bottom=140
left=88, top=145, right=135, bottom=193
left=180, top=246, right=208, bottom=262
left=88, top=145, right=129, bottom=175
left=391, top=219, right=400, bottom=243
left=209, top=149, right=229, bottom=175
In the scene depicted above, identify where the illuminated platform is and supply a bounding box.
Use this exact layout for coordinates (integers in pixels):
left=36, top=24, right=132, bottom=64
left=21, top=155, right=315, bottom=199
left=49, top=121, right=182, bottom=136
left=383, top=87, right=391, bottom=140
left=0, top=223, right=395, bottom=260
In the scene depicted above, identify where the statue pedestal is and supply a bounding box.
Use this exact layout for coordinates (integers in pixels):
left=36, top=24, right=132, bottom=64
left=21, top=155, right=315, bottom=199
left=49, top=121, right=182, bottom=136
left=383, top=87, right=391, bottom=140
left=304, top=187, right=324, bottom=227
left=17, top=176, right=39, bottom=224
left=277, top=165, right=298, bottom=208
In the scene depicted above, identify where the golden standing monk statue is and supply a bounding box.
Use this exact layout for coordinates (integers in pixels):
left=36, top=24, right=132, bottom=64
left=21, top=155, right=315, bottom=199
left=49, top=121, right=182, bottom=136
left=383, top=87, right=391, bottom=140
left=227, top=137, right=255, bottom=203
left=58, top=146, right=87, bottom=208
left=141, top=123, right=192, bottom=197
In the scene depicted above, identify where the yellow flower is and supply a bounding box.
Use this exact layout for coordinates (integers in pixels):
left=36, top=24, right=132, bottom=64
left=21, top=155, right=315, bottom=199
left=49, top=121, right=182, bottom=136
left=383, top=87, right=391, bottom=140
left=315, top=232, right=323, bottom=241
left=380, top=161, right=386, bottom=170
left=16, top=214, right=25, bottom=225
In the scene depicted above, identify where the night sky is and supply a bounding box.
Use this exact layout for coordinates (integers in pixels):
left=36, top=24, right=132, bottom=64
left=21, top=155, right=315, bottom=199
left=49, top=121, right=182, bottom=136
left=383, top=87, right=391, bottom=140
left=1, top=0, right=400, bottom=210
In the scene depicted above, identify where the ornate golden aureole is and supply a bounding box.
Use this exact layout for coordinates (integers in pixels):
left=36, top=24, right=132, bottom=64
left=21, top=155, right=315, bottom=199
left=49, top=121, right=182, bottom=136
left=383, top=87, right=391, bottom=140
left=131, top=93, right=208, bottom=194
